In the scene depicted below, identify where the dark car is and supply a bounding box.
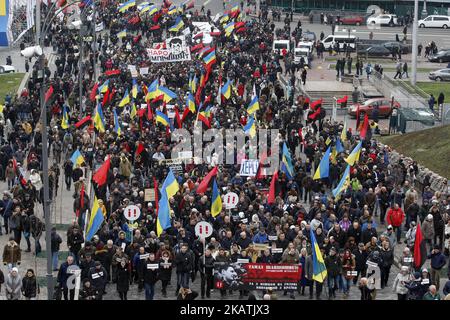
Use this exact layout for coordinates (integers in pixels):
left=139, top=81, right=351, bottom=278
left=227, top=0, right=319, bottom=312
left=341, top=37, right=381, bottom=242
left=340, top=16, right=364, bottom=26
left=364, top=46, right=391, bottom=57
left=383, top=42, right=410, bottom=54
left=428, top=50, right=450, bottom=63
left=302, top=30, right=316, bottom=42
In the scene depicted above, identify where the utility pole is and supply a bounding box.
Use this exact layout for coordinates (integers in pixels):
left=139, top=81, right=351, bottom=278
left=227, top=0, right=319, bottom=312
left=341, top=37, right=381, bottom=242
left=411, top=0, right=419, bottom=86
left=39, top=53, right=54, bottom=300
left=35, top=0, right=40, bottom=44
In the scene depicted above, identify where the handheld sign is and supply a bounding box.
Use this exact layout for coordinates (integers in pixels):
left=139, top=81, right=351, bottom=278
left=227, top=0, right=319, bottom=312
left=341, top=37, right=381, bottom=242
left=124, top=205, right=141, bottom=222
left=239, top=159, right=259, bottom=176
left=223, top=192, right=239, bottom=209
left=195, top=221, right=213, bottom=239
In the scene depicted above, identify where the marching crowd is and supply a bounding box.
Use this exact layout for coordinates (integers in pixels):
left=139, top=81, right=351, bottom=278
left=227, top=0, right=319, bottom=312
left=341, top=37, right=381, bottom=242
left=0, top=0, right=449, bottom=301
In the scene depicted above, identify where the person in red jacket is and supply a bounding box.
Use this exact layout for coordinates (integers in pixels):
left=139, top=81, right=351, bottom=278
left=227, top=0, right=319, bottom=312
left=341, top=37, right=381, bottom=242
left=386, top=203, right=405, bottom=242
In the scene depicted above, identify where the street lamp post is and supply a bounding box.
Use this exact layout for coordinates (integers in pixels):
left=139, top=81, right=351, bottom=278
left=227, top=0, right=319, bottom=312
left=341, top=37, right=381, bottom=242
left=412, top=0, right=419, bottom=86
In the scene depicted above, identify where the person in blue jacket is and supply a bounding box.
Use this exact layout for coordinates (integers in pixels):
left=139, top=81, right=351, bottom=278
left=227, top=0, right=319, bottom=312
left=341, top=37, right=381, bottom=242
left=428, top=245, right=446, bottom=291
left=252, top=227, right=269, bottom=244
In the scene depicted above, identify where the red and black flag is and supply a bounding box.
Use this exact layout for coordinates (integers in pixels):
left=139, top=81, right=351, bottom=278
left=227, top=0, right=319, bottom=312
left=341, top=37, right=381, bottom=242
left=267, top=170, right=279, bottom=204
left=196, top=166, right=218, bottom=194
left=414, top=221, right=427, bottom=270
left=337, top=95, right=348, bottom=108
left=74, top=115, right=92, bottom=129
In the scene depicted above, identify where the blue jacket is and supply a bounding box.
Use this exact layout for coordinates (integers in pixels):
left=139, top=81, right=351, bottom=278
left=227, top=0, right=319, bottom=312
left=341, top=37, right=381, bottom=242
left=428, top=252, right=446, bottom=270
left=252, top=232, right=269, bottom=244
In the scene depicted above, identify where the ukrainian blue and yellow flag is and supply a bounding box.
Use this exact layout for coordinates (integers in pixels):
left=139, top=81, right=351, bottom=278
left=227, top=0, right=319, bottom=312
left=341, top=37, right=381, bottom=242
left=341, top=120, right=347, bottom=142
left=186, top=92, right=196, bottom=113
left=98, top=79, right=109, bottom=93
left=118, top=0, right=136, bottom=13
left=247, top=96, right=260, bottom=115
left=224, top=21, right=235, bottom=36
left=137, top=1, right=150, bottom=11
left=70, top=150, right=85, bottom=168
left=189, top=74, right=197, bottom=93
left=336, top=138, right=344, bottom=153
left=158, top=86, right=177, bottom=103
left=93, top=103, right=106, bottom=133
left=148, top=5, right=158, bottom=15
left=221, top=79, right=231, bottom=100
left=169, top=16, right=184, bottom=32
left=211, top=177, right=222, bottom=217
left=220, top=13, right=229, bottom=24
left=86, top=196, right=105, bottom=241
left=156, top=110, right=173, bottom=131
left=310, top=228, right=328, bottom=283
left=132, top=79, right=138, bottom=99
left=113, top=108, right=122, bottom=136
left=203, top=50, right=216, bottom=66
left=61, top=105, right=69, bottom=129
left=243, top=116, right=256, bottom=138
left=313, top=146, right=331, bottom=180
left=118, top=89, right=130, bottom=107
left=332, top=164, right=351, bottom=198
left=281, top=142, right=294, bottom=179
left=345, top=140, right=362, bottom=166
left=168, top=4, right=177, bottom=14
left=117, top=29, right=127, bottom=38
left=156, top=169, right=180, bottom=236
left=230, top=4, right=239, bottom=13
left=130, top=102, right=137, bottom=119
left=146, top=79, right=159, bottom=101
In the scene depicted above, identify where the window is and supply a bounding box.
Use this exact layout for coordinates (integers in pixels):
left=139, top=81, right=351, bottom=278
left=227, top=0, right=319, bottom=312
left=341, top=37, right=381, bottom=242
left=324, top=37, right=333, bottom=43
left=424, top=17, right=432, bottom=21
left=434, top=17, right=449, bottom=21
left=274, top=43, right=288, bottom=50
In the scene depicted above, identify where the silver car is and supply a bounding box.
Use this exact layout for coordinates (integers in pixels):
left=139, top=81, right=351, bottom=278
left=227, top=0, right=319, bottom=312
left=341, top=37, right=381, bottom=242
left=429, top=68, right=450, bottom=81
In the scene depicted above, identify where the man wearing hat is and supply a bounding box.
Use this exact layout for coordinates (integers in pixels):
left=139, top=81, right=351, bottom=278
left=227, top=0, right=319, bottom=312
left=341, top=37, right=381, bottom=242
left=428, top=244, right=446, bottom=291
left=88, top=261, right=108, bottom=300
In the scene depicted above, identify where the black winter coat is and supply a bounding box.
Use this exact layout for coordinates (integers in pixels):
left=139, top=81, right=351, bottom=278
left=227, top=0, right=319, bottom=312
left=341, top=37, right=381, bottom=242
left=175, top=252, right=194, bottom=273
left=22, top=276, right=38, bottom=298
left=141, top=259, right=159, bottom=285
left=158, top=258, right=173, bottom=281
left=116, top=265, right=130, bottom=293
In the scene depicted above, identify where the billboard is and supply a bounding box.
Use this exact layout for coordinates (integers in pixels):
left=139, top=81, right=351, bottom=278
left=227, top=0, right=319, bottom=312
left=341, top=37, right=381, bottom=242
left=0, top=0, right=8, bottom=46
left=214, top=263, right=302, bottom=291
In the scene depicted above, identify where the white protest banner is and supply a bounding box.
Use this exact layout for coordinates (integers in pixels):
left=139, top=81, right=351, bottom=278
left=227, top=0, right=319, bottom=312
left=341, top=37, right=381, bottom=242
left=147, top=47, right=191, bottom=63
left=239, top=159, right=259, bottom=176
left=182, top=27, right=191, bottom=36
left=166, top=104, right=176, bottom=118
left=95, top=22, right=104, bottom=32
left=139, top=67, right=149, bottom=75
left=165, top=35, right=186, bottom=47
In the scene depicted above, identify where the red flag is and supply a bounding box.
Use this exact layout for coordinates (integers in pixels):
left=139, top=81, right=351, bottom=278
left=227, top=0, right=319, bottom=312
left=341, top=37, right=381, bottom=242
left=76, top=183, right=85, bottom=218
left=150, top=25, right=161, bottom=30
left=308, top=107, right=321, bottom=120
left=174, top=107, right=182, bottom=128
left=255, top=151, right=268, bottom=180
left=152, top=94, right=164, bottom=103
left=153, top=177, right=159, bottom=214
left=191, top=43, right=204, bottom=52
left=92, top=156, right=111, bottom=187
left=185, top=0, right=194, bottom=10
left=193, top=32, right=204, bottom=39
left=105, top=69, right=121, bottom=77
left=310, top=98, right=322, bottom=110
left=210, top=31, right=221, bottom=37
left=204, top=94, right=212, bottom=106
left=359, top=113, right=369, bottom=140
left=268, top=170, right=279, bottom=204
left=147, top=102, right=153, bottom=120
left=414, top=221, right=427, bottom=269
left=89, top=83, right=99, bottom=101
left=102, top=88, right=110, bottom=107
left=198, top=113, right=211, bottom=128
left=181, top=107, right=190, bottom=122
left=44, top=85, right=54, bottom=103
left=74, top=115, right=92, bottom=129
left=136, top=142, right=145, bottom=155
left=337, top=95, right=348, bottom=108
left=108, top=87, right=116, bottom=104
left=196, top=166, right=218, bottom=194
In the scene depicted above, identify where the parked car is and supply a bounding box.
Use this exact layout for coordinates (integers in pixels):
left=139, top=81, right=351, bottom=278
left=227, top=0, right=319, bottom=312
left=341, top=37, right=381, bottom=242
left=428, top=68, right=450, bottom=81
left=428, top=49, right=450, bottom=63
left=348, top=98, right=401, bottom=118
left=383, top=42, right=409, bottom=54
left=293, top=48, right=310, bottom=67
left=418, top=15, right=450, bottom=29
left=339, top=16, right=364, bottom=26
left=367, top=14, right=398, bottom=27
left=302, top=30, right=316, bottom=42
left=0, top=65, right=16, bottom=74
left=364, top=46, right=391, bottom=57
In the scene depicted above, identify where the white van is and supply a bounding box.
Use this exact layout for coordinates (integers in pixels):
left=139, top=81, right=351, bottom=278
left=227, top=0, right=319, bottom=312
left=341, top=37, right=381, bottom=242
left=418, top=15, right=450, bottom=29
left=273, top=40, right=290, bottom=55
left=297, top=41, right=314, bottom=54
left=294, top=48, right=310, bottom=66
left=321, top=35, right=356, bottom=51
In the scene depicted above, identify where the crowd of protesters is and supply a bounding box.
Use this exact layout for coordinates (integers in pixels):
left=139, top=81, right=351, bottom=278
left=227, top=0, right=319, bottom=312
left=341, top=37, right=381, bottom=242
left=0, top=0, right=449, bottom=301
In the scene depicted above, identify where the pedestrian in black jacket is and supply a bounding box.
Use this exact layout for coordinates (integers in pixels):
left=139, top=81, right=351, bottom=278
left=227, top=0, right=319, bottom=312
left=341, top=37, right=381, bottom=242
left=22, top=269, right=38, bottom=300
left=159, top=251, right=173, bottom=297
left=116, top=261, right=130, bottom=300
left=175, top=244, right=194, bottom=293
left=79, top=280, right=99, bottom=300
left=88, top=261, right=108, bottom=300
left=428, top=245, right=446, bottom=291
left=67, top=228, right=84, bottom=264
left=352, top=243, right=368, bottom=284
left=51, top=227, right=62, bottom=271
left=198, top=249, right=215, bottom=298
left=141, top=253, right=159, bottom=300
left=379, top=241, right=394, bottom=288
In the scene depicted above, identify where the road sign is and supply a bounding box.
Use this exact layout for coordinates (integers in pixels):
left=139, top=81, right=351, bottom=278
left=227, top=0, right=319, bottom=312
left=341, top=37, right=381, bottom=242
left=195, top=221, right=213, bottom=239
left=124, top=205, right=141, bottom=222
left=223, top=192, right=239, bottom=209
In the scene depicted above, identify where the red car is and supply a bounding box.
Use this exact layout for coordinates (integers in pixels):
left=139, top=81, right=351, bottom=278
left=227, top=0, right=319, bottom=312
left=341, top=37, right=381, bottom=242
left=339, top=16, right=364, bottom=26
left=348, top=98, right=401, bottom=118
